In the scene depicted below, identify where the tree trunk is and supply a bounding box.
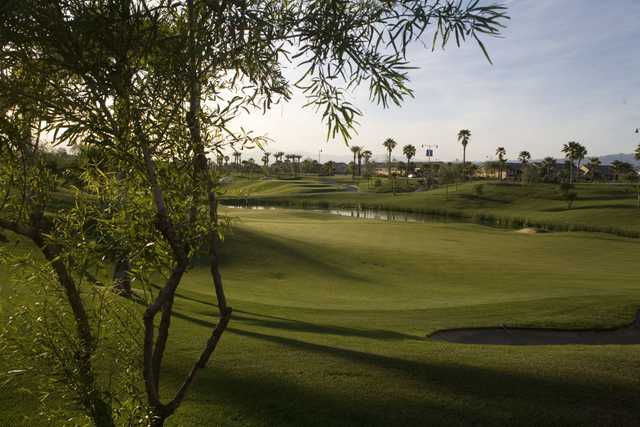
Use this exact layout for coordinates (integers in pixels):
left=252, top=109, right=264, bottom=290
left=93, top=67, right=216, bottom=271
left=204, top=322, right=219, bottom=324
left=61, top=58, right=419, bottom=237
left=462, top=146, right=466, bottom=181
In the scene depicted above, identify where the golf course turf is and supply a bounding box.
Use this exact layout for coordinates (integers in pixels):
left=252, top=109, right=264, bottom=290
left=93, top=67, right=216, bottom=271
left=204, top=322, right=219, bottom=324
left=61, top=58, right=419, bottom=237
left=2, top=207, right=640, bottom=426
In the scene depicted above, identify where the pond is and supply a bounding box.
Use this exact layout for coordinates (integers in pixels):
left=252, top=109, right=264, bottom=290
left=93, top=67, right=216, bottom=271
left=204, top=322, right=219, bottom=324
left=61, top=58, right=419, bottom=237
left=220, top=201, right=507, bottom=228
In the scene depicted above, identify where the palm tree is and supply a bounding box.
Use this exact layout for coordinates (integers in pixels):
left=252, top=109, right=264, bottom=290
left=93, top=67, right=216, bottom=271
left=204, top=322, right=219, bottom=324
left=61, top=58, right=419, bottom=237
left=541, top=156, right=556, bottom=182
left=518, top=151, right=531, bottom=182
left=349, top=145, right=361, bottom=180
left=233, top=151, right=241, bottom=168
left=562, top=141, right=587, bottom=183
left=403, top=144, right=416, bottom=183
left=361, top=149, right=372, bottom=178
left=262, top=152, right=271, bottom=168
left=587, top=157, right=601, bottom=182
left=295, top=154, right=302, bottom=176
left=356, top=150, right=363, bottom=176
left=496, top=147, right=506, bottom=180
left=274, top=151, right=285, bottom=163
left=457, top=129, right=471, bottom=176
left=383, top=138, right=397, bottom=178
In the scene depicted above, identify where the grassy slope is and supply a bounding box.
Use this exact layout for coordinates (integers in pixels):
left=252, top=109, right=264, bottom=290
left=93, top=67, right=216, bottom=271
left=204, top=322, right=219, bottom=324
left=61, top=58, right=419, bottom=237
left=223, top=176, right=640, bottom=235
left=4, top=209, right=640, bottom=426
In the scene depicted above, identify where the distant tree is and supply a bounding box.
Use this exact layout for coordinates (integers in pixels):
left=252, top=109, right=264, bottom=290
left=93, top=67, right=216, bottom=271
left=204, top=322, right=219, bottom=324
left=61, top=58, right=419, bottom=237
left=262, top=152, right=271, bottom=168
left=274, top=151, right=285, bottom=163
left=438, top=163, right=457, bottom=200
left=587, top=157, right=601, bottom=182
left=224, top=155, right=230, bottom=167
left=323, top=161, right=336, bottom=176
left=635, top=144, right=640, bottom=162
left=361, top=150, right=373, bottom=178
left=482, top=160, right=500, bottom=179
left=518, top=151, right=531, bottom=165
left=383, top=138, right=397, bottom=177
left=541, top=156, right=557, bottom=183
left=350, top=145, right=361, bottom=180
left=611, top=160, right=635, bottom=182
left=403, top=144, right=416, bottom=183
left=561, top=141, right=587, bottom=183
left=496, top=147, right=507, bottom=180
left=457, top=129, right=471, bottom=176
left=518, top=151, right=531, bottom=183
left=559, top=183, right=577, bottom=209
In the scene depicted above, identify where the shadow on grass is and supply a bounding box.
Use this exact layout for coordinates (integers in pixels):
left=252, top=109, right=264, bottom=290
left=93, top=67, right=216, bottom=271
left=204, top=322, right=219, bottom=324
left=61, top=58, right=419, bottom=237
left=169, top=325, right=640, bottom=426
left=542, top=204, right=637, bottom=212
left=172, top=309, right=417, bottom=342
left=192, top=227, right=373, bottom=285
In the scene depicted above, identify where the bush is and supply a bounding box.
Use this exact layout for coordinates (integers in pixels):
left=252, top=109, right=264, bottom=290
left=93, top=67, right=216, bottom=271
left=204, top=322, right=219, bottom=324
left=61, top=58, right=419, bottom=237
left=473, top=184, right=484, bottom=196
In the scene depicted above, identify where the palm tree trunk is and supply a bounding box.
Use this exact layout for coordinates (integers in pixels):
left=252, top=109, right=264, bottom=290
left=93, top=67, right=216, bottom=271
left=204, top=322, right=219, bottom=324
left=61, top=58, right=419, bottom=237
left=352, top=153, right=356, bottom=181
left=406, top=157, right=409, bottom=184
left=462, top=146, right=466, bottom=181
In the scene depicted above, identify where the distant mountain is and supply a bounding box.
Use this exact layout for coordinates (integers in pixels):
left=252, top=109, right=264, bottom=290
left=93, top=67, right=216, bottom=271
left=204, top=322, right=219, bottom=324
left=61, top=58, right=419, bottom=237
left=593, top=153, right=640, bottom=166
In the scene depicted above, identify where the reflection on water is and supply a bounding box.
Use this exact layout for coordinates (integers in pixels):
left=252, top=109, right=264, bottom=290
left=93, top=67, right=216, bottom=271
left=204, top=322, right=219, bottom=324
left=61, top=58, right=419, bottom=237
left=221, top=202, right=475, bottom=225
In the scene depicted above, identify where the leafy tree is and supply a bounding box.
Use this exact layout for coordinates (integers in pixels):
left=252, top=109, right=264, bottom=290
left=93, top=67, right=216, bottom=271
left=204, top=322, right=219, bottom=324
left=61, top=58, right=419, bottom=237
left=611, top=160, right=635, bottom=182
left=403, top=144, right=416, bottom=183
left=323, top=161, right=336, bottom=176
left=587, top=157, right=601, bottom=182
left=1, top=0, right=508, bottom=425
left=383, top=138, right=398, bottom=177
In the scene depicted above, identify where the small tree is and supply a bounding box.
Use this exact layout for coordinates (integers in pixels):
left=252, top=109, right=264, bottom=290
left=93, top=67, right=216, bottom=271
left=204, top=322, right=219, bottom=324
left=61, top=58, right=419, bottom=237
left=559, top=183, right=577, bottom=209
left=403, top=144, right=416, bottom=183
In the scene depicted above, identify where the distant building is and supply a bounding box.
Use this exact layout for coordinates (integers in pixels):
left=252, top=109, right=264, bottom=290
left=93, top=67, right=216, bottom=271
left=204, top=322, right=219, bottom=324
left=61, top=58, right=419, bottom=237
left=333, top=162, right=348, bottom=174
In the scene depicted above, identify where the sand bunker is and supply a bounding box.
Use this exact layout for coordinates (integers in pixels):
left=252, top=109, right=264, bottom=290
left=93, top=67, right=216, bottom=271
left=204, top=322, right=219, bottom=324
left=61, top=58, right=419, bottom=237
left=429, top=311, right=640, bottom=345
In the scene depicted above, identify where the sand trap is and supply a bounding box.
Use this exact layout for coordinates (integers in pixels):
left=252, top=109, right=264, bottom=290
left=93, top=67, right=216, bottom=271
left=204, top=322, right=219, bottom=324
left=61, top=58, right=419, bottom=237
left=429, top=311, right=640, bottom=345
left=516, top=227, right=538, bottom=234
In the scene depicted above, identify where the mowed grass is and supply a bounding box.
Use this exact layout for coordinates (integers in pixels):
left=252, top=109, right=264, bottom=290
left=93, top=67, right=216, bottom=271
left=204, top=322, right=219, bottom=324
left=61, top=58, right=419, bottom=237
left=224, top=177, right=640, bottom=235
left=2, top=208, right=640, bottom=426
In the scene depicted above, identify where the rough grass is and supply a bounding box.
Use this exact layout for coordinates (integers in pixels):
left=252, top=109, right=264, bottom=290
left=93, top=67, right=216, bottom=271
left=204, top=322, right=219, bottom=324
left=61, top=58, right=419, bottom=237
left=3, top=209, right=640, bottom=426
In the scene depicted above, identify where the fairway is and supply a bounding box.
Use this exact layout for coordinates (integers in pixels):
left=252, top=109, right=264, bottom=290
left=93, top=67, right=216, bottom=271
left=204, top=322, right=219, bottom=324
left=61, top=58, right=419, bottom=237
left=3, top=208, right=640, bottom=426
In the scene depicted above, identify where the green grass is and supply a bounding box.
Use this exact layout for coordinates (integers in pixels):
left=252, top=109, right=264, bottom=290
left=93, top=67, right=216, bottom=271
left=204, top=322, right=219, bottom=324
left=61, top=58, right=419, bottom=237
left=3, top=208, right=640, bottom=425
left=223, top=177, right=640, bottom=236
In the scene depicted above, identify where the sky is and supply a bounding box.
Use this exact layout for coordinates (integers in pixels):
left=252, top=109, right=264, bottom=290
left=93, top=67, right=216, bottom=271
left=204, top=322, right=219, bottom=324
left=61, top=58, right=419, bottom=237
left=238, top=0, right=640, bottom=164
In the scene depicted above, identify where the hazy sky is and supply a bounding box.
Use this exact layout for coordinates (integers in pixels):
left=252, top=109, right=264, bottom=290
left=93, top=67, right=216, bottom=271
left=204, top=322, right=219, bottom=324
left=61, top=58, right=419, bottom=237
left=239, top=0, right=640, bottom=163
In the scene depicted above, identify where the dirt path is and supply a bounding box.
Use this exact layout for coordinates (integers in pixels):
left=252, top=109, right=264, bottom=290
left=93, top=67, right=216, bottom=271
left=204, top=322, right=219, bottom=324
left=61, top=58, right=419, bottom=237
left=429, top=311, right=640, bottom=345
